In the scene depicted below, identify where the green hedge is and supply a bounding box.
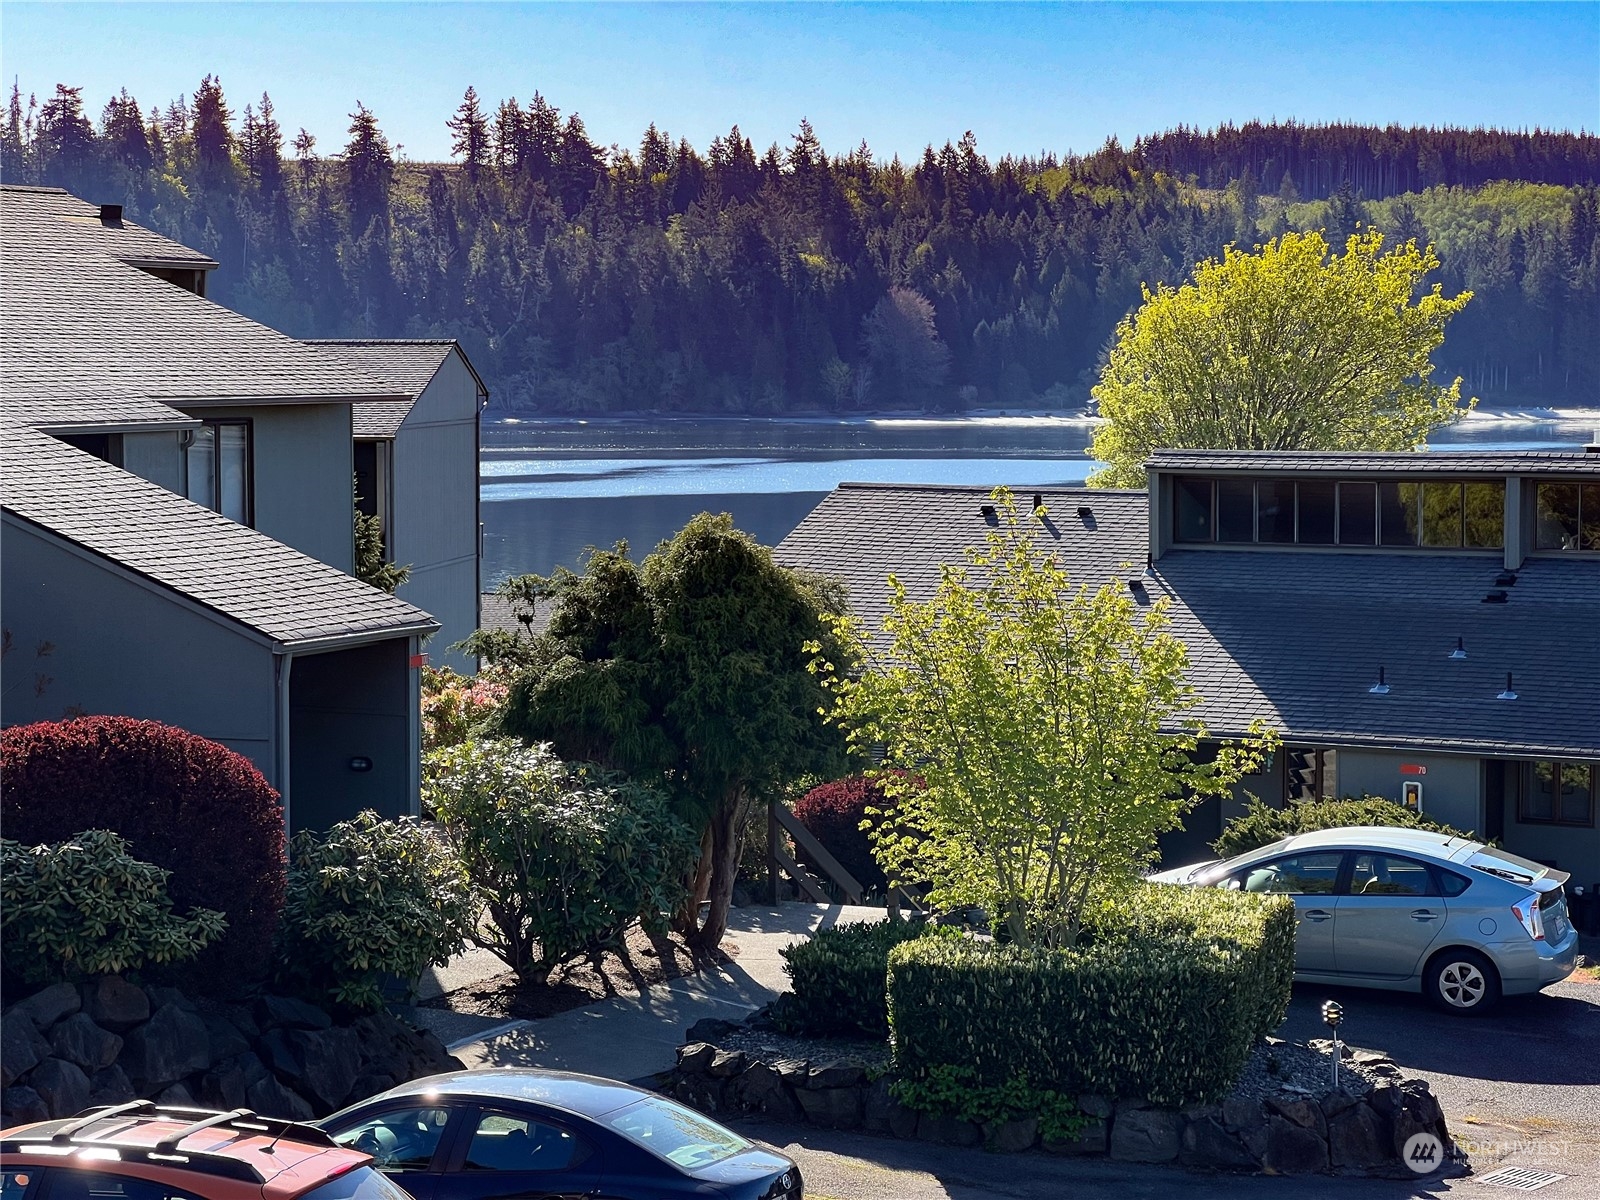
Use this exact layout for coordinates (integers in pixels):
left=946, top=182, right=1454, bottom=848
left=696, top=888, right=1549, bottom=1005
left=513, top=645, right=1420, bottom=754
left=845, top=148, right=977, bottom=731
left=778, top=919, right=931, bottom=1038
left=1213, top=794, right=1474, bottom=858
left=887, top=885, right=1295, bottom=1107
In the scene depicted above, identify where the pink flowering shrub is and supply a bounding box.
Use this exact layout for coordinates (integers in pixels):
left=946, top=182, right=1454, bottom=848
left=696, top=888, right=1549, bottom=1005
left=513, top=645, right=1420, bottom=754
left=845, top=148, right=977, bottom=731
left=422, top=666, right=509, bottom=753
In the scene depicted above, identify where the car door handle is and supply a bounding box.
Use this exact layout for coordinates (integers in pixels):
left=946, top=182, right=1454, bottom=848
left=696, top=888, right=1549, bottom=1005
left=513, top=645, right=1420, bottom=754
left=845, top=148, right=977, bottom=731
left=1410, top=910, right=1439, bottom=921
left=1301, top=909, right=1332, bottom=922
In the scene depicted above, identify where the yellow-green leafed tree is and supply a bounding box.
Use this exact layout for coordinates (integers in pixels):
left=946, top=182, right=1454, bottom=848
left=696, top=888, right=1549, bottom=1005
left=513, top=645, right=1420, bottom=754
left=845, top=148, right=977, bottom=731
left=1087, top=230, right=1475, bottom=488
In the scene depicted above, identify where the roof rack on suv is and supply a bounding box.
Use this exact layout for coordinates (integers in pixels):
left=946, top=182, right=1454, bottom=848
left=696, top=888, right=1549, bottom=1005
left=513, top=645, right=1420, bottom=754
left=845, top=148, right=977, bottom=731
left=3, top=1102, right=341, bottom=1184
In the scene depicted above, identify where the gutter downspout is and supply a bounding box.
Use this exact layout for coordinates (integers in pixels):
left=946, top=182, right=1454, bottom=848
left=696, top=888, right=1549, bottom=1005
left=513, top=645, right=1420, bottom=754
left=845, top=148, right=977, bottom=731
left=408, top=634, right=423, bottom=817
left=274, top=651, right=294, bottom=836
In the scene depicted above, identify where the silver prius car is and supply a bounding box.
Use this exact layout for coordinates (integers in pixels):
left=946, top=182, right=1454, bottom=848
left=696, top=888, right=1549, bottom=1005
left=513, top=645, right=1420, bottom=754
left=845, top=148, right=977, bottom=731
left=1148, top=827, right=1579, bottom=1014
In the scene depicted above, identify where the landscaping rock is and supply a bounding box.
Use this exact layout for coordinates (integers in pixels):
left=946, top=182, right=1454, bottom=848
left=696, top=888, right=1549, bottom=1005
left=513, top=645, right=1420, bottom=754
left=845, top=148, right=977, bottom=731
left=348, top=1074, right=398, bottom=1105
left=863, top=1077, right=917, bottom=1138
left=772, top=1058, right=810, bottom=1084
left=29, top=1058, right=91, bottom=1118
left=1181, top=1116, right=1256, bottom=1171
left=49, top=1013, right=123, bottom=1071
left=87, top=1065, right=136, bottom=1107
left=247, top=1074, right=315, bottom=1121
left=916, top=1112, right=982, bottom=1147
left=155, top=1082, right=197, bottom=1108
left=1319, top=1088, right=1363, bottom=1120
left=144, top=987, right=198, bottom=1014
left=81, top=977, right=150, bottom=1032
left=1043, top=1117, right=1107, bottom=1156
left=1, top=1012, right=50, bottom=1087
left=12, top=983, right=81, bottom=1031
left=676, top=1043, right=716, bottom=1075
left=706, top=1049, right=746, bottom=1079
left=672, top=1075, right=726, bottom=1113
left=805, top=1062, right=865, bottom=1090
left=984, top=1116, right=1038, bottom=1153
left=685, top=1018, right=739, bottom=1044
left=1077, top=1093, right=1113, bottom=1119
left=256, top=994, right=333, bottom=1032
left=260, top=1027, right=362, bottom=1111
left=795, top=1085, right=863, bottom=1129
left=1266, top=1092, right=1327, bottom=1138
left=1221, top=1095, right=1262, bottom=1132
left=1329, top=1103, right=1392, bottom=1171
left=200, top=1012, right=252, bottom=1062
left=734, top=1063, right=802, bottom=1122
left=2, top=1086, right=49, bottom=1125
left=1258, top=1115, right=1328, bottom=1174
left=1110, top=1107, right=1181, bottom=1163
left=122, top=1003, right=210, bottom=1090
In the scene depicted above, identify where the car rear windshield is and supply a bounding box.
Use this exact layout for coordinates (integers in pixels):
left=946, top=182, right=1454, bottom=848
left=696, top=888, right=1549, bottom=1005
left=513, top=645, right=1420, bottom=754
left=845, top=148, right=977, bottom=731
left=1466, top=846, right=1552, bottom=885
left=299, top=1167, right=413, bottom=1200
left=605, top=1096, right=752, bottom=1171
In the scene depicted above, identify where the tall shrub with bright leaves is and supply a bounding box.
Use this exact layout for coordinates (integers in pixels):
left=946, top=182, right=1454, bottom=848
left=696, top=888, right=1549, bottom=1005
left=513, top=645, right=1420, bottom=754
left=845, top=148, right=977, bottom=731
left=1088, top=230, right=1474, bottom=487
left=276, top=811, right=475, bottom=1012
left=0, top=716, right=286, bottom=991
left=813, top=490, right=1276, bottom=949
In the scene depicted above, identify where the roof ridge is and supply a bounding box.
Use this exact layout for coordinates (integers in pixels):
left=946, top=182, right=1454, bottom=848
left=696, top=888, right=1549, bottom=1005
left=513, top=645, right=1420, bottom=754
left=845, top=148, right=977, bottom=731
left=0, top=184, right=70, bottom=194
left=833, top=481, right=1145, bottom=495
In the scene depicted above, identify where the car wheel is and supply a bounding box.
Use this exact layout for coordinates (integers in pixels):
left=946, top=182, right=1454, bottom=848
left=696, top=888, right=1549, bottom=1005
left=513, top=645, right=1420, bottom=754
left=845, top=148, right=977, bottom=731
left=1425, top=948, right=1501, bottom=1014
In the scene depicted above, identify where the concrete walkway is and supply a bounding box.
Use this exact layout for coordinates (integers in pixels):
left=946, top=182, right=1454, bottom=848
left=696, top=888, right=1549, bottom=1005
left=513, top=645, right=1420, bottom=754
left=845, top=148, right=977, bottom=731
left=404, top=903, right=887, bottom=1082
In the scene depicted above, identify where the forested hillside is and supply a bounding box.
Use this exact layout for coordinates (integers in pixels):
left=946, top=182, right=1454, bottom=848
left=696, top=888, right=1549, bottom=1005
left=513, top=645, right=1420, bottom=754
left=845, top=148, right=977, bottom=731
left=4, top=80, right=1596, bottom=414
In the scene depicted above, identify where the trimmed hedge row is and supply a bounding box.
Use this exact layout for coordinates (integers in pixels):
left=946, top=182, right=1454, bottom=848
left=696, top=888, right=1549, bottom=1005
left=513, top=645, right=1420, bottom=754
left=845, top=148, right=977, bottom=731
left=779, top=919, right=932, bottom=1038
left=887, top=886, right=1295, bottom=1107
left=1213, top=794, right=1473, bottom=858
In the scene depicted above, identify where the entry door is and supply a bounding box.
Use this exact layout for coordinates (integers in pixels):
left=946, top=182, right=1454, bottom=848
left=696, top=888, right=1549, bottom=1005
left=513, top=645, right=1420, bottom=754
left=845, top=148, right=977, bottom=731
left=435, top=1107, right=601, bottom=1200
left=1335, top=853, right=1447, bottom=979
left=1233, top=851, right=1346, bottom=973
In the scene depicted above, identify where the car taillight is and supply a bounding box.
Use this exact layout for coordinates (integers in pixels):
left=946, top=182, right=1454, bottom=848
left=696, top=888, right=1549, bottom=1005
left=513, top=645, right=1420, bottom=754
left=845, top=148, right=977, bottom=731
left=1511, top=895, right=1545, bottom=941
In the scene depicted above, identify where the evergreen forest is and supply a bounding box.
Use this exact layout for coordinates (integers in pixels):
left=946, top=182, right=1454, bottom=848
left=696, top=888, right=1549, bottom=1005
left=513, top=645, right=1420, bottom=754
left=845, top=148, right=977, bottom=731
left=5, top=79, right=1597, bottom=415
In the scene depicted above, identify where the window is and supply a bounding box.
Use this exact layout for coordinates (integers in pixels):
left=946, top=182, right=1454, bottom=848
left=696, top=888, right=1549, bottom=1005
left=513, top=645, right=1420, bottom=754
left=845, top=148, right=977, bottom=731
left=463, top=1111, right=590, bottom=1173
left=606, top=1095, right=753, bottom=1170
left=1297, top=481, right=1336, bottom=544
left=1285, top=747, right=1339, bottom=801
left=1521, top=761, right=1595, bottom=827
left=185, top=420, right=251, bottom=524
left=1535, top=482, right=1600, bottom=551
left=1337, top=482, right=1378, bottom=545
left=1463, top=481, right=1505, bottom=548
left=1174, top=477, right=1213, bottom=542
left=1240, top=852, right=1345, bottom=895
left=1379, top=481, right=1420, bottom=546
left=298, top=1169, right=413, bottom=1200
left=1348, top=853, right=1436, bottom=896
left=330, top=1106, right=452, bottom=1172
left=37, top=1176, right=203, bottom=1200
left=1257, top=479, right=1296, bottom=543
left=1216, top=478, right=1255, bottom=542
left=3, top=1171, right=38, bottom=1200
left=1420, top=481, right=1464, bottom=547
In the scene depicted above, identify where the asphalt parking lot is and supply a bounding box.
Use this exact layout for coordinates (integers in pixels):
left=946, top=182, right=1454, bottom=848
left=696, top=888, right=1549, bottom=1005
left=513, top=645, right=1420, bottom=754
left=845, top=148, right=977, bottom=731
left=736, top=974, right=1600, bottom=1200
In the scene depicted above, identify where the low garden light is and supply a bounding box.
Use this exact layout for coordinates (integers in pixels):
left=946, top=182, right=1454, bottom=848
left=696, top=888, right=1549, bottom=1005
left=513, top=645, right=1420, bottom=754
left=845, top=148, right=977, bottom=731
left=1322, top=999, right=1345, bottom=1089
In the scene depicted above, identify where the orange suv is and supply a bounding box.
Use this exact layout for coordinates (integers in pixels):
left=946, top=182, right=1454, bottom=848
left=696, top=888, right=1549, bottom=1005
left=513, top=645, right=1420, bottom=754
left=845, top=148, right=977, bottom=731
left=2, top=1103, right=410, bottom=1200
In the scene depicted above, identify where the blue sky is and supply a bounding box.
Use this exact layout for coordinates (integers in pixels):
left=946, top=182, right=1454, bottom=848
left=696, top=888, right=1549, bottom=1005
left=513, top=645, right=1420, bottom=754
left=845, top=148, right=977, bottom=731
left=4, top=2, right=1595, bottom=163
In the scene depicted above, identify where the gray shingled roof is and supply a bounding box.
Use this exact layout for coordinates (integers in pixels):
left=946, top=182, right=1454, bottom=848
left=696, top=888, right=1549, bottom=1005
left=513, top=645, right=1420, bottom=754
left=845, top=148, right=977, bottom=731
left=479, top=591, right=554, bottom=640
left=1, top=189, right=403, bottom=412
left=775, top=483, right=1600, bottom=758
left=1, top=185, right=218, bottom=270
left=1147, top=449, right=1600, bottom=476
left=307, top=341, right=474, bottom=438
left=2, top=426, right=438, bottom=647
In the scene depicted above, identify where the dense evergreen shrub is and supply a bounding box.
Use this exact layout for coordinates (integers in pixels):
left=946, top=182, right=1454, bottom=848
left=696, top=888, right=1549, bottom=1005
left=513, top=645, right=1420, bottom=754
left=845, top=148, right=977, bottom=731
left=777, top=919, right=931, bottom=1038
left=423, top=738, right=701, bottom=983
left=1, top=829, right=228, bottom=984
left=887, top=885, right=1295, bottom=1107
left=792, top=776, right=889, bottom=893
left=0, top=716, right=286, bottom=991
left=1213, top=794, right=1474, bottom=858
left=276, top=812, right=476, bottom=1012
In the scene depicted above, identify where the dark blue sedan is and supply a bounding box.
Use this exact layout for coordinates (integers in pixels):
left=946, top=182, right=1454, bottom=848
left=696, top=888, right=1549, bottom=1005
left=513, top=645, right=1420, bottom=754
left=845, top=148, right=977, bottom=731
left=316, top=1069, right=801, bottom=1200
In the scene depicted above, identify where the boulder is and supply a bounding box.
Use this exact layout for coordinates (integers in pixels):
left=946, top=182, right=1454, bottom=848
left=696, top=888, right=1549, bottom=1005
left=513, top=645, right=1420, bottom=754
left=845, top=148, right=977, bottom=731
left=1043, top=1117, right=1108, bottom=1156
left=805, top=1062, right=865, bottom=1090
left=11, top=983, right=81, bottom=1031
left=49, top=1013, right=123, bottom=1071
left=261, top=1027, right=362, bottom=1111
left=154, top=1082, right=197, bottom=1108
left=863, top=1077, right=917, bottom=1138
left=121, top=1003, right=211, bottom=1090
left=81, top=977, right=150, bottom=1032
left=1180, top=1116, right=1257, bottom=1171
left=28, top=1058, right=91, bottom=1118
left=684, top=1018, right=739, bottom=1043
left=1319, top=1088, right=1363, bottom=1120
left=347, top=1073, right=398, bottom=1105
left=1329, top=1102, right=1392, bottom=1171
left=1, top=1012, right=50, bottom=1087
left=671, top=1075, right=725, bottom=1113
left=1222, top=1095, right=1263, bottom=1132
left=794, top=1085, right=863, bottom=1129
left=256, top=994, right=333, bottom=1032
left=1077, top=1093, right=1113, bottom=1119
left=1110, top=1107, right=1181, bottom=1163
left=984, top=1116, right=1038, bottom=1154
left=87, top=1065, right=136, bottom=1107
left=144, top=987, right=198, bottom=1014
left=1257, top=1115, right=1328, bottom=1174
left=915, top=1112, right=982, bottom=1147
left=706, top=1050, right=746, bottom=1079
left=675, top=1043, right=716, bottom=1075
left=1266, top=1092, right=1328, bottom=1138
left=2, top=1085, right=50, bottom=1125
left=772, top=1058, right=810, bottom=1084
left=200, top=1012, right=252, bottom=1062
left=347, top=1012, right=459, bottom=1082
left=247, top=1074, right=316, bottom=1122
left=733, top=1062, right=802, bottom=1122
left=198, top=1063, right=252, bottom=1111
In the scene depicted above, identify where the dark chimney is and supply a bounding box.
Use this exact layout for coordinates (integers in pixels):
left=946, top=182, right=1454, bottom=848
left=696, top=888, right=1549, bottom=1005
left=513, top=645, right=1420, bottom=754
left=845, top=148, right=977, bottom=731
left=99, top=203, right=123, bottom=226
left=1032, top=492, right=1044, bottom=512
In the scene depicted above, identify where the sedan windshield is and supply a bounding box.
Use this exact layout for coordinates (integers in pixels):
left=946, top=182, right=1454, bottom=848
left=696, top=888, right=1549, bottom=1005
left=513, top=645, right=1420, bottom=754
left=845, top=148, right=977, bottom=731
left=605, top=1096, right=752, bottom=1171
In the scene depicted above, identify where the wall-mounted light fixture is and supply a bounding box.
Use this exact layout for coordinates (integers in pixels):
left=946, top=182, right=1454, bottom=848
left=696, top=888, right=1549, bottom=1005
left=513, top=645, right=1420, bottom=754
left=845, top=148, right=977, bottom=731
left=348, top=756, right=373, bottom=773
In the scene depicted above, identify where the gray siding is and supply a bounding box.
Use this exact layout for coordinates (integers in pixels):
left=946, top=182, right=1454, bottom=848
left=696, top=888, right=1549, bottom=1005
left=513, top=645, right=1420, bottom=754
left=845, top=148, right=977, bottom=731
left=184, top=403, right=355, bottom=573
left=391, top=352, right=480, bottom=670
left=0, top=516, right=281, bottom=786
left=1503, top=808, right=1600, bottom=875
left=1337, top=749, right=1483, bottom=835
left=121, top=430, right=183, bottom=493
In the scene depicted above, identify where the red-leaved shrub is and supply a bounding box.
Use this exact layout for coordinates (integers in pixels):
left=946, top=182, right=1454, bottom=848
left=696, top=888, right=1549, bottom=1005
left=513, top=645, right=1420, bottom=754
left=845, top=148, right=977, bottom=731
left=1, top=716, right=287, bottom=992
left=792, top=775, right=891, bottom=893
